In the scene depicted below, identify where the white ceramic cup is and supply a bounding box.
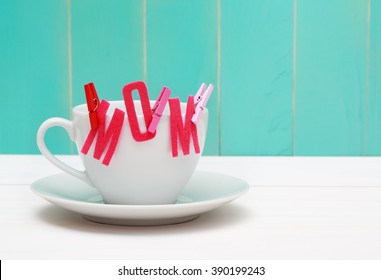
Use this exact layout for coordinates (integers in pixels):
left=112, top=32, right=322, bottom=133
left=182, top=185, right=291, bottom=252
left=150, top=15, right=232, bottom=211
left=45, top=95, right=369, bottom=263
left=37, top=100, right=208, bottom=205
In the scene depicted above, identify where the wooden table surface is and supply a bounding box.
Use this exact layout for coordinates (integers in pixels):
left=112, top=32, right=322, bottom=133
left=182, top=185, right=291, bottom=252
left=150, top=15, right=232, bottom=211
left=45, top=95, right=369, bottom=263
left=1, top=155, right=381, bottom=259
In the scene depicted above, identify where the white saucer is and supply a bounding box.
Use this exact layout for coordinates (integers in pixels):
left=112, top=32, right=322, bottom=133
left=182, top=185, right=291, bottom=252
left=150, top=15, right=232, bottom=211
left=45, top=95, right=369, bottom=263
left=31, top=171, right=249, bottom=226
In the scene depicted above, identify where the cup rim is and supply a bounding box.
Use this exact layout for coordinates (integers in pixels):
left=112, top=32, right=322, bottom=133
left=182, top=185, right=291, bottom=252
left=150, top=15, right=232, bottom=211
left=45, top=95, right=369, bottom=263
left=72, top=100, right=208, bottom=116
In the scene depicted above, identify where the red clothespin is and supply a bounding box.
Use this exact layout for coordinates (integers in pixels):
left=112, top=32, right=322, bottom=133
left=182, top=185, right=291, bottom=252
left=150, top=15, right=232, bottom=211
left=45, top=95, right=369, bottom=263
left=84, top=82, right=100, bottom=129
left=148, top=86, right=171, bottom=133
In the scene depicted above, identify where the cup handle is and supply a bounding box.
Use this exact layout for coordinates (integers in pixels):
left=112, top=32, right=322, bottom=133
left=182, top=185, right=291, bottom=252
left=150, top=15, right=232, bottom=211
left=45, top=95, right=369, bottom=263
left=37, top=117, right=93, bottom=186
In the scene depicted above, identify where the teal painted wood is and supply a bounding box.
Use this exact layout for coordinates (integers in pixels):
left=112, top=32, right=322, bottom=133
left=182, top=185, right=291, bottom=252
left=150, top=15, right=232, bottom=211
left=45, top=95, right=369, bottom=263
left=220, top=0, right=293, bottom=155
left=1, top=1, right=380, bottom=156
left=294, top=0, right=368, bottom=155
left=71, top=0, right=144, bottom=107
left=146, top=0, right=219, bottom=155
left=0, top=0, right=71, bottom=154
left=368, top=0, right=381, bottom=155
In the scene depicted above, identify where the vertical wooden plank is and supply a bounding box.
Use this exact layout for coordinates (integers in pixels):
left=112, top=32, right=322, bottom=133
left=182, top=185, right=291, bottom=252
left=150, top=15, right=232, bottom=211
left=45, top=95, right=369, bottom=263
left=220, top=0, right=293, bottom=155
left=368, top=0, right=381, bottom=155
left=294, top=0, right=368, bottom=155
left=71, top=0, right=144, bottom=106
left=146, top=0, right=219, bottom=155
left=0, top=0, right=70, bottom=154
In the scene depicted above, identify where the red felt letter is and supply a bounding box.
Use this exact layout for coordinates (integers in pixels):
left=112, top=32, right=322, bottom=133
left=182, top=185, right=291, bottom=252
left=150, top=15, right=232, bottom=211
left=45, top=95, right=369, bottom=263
left=122, top=81, right=155, bottom=142
left=169, top=96, right=200, bottom=157
left=81, top=100, right=125, bottom=166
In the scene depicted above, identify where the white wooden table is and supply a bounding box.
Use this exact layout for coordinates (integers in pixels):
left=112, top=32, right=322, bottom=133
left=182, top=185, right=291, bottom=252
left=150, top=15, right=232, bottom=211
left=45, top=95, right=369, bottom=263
left=1, top=155, right=381, bottom=259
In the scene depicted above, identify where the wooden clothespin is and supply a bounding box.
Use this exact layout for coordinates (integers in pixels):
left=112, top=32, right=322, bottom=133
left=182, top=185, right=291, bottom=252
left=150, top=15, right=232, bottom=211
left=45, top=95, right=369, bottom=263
left=194, top=83, right=207, bottom=105
left=148, top=86, right=171, bottom=133
left=84, top=82, right=100, bottom=129
left=192, top=83, right=213, bottom=124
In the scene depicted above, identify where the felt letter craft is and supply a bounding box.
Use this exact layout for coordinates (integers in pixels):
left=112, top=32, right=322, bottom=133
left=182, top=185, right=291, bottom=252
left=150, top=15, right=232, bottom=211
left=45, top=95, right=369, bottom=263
left=81, top=100, right=125, bottom=166
left=81, top=81, right=213, bottom=165
left=169, top=96, right=200, bottom=157
left=122, top=81, right=156, bottom=142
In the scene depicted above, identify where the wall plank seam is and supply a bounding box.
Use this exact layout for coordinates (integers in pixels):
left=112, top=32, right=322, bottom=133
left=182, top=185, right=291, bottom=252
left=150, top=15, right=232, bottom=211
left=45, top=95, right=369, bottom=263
left=217, top=0, right=222, bottom=156
left=68, top=0, right=74, bottom=154
left=292, top=0, right=297, bottom=156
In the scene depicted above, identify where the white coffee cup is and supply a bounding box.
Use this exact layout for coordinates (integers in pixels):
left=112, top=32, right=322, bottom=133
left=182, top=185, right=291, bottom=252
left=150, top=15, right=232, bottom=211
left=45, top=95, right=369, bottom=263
left=37, top=100, right=208, bottom=205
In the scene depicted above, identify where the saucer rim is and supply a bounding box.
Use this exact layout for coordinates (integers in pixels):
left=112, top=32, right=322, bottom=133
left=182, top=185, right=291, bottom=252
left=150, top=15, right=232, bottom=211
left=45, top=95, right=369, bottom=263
left=30, top=171, right=249, bottom=225
left=31, top=171, right=249, bottom=209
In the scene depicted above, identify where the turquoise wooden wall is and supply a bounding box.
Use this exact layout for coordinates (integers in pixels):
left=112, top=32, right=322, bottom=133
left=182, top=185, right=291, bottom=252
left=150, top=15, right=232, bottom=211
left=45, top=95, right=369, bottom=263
left=1, top=0, right=380, bottom=156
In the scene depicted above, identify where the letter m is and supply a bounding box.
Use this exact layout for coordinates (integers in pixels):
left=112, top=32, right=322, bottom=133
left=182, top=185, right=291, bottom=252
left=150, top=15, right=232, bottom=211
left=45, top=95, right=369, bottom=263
left=81, top=100, right=125, bottom=166
left=169, top=96, right=200, bottom=157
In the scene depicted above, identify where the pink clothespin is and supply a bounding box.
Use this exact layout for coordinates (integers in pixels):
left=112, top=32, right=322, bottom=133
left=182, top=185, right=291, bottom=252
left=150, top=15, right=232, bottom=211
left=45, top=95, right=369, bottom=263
left=194, top=83, right=207, bottom=105
left=148, top=86, right=171, bottom=133
left=192, top=84, right=213, bottom=124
